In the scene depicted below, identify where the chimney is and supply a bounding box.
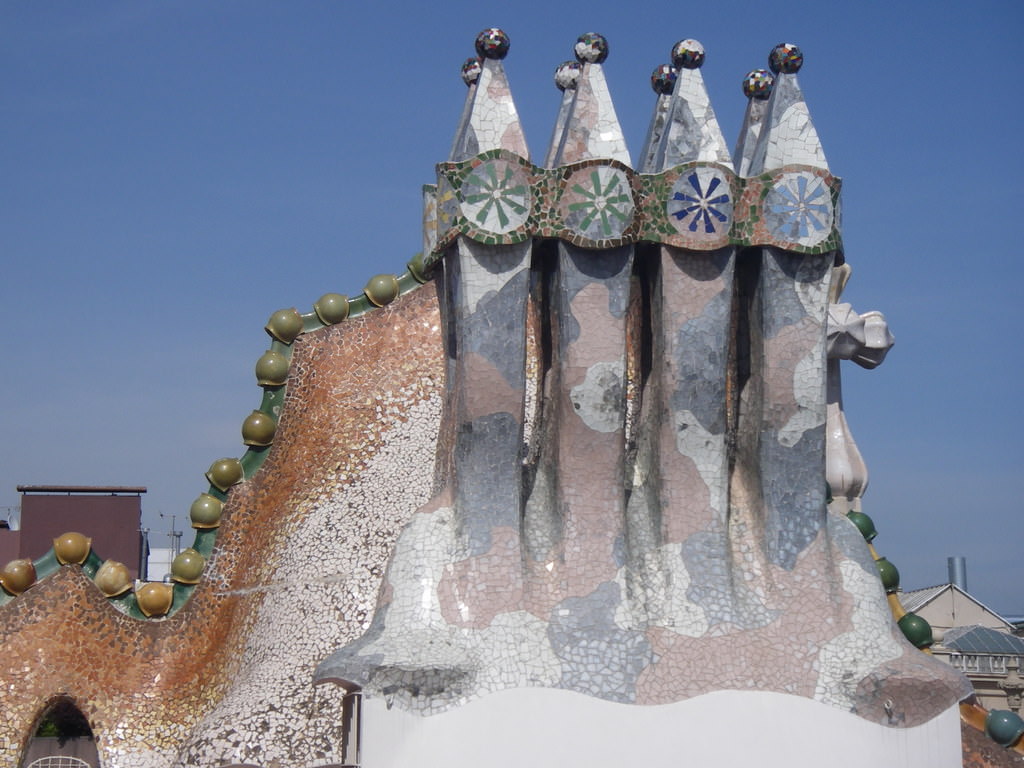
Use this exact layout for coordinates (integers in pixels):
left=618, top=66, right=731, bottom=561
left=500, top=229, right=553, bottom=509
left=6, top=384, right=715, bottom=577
left=948, top=556, right=968, bottom=592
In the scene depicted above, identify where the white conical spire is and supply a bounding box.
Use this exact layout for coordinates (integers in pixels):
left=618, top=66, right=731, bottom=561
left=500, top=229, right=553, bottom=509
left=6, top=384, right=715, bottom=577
left=637, top=64, right=677, bottom=173
left=651, top=39, right=732, bottom=171
left=747, top=43, right=828, bottom=174
left=447, top=57, right=483, bottom=162
left=449, top=28, right=529, bottom=163
left=543, top=61, right=581, bottom=168
left=733, top=69, right=774, bottom=177
left=553, top=33, right=630, bottom=165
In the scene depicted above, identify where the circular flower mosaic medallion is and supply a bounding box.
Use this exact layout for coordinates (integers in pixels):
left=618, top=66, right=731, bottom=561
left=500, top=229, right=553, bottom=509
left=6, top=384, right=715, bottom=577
left=667, top=167, right=733, bottom=236
left=764, top=171, right=833, bottom=247
left=560, top=165, right=634, bottom=241
left=459, top=158, right=531, bottom=234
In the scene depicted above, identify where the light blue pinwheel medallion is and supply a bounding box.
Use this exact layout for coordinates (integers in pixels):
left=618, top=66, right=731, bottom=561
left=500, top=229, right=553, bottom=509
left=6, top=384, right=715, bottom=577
left=763, top=171, right=834, bottom=247
left=458, top=158, right=531, bottom=234
left=560, top=165, right=635, bottom=240
left=667, top=167, right=733, bottom=237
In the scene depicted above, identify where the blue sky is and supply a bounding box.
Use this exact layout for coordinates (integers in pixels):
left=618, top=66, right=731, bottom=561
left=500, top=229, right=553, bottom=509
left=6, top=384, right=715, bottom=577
left=1, top=1, right=1021, bottom=613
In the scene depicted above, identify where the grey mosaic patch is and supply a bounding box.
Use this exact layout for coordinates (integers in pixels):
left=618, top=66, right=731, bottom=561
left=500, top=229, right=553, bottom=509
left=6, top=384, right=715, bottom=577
left=548, top=582, right=652, bottom=703
left=760, top=425, right=827, bottom=569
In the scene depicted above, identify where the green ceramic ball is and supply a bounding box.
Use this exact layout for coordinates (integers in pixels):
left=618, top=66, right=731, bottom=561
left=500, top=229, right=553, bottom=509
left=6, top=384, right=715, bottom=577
left=264, top=308, right=304, bottom=343
left=364, top=274, right=400, bottom=307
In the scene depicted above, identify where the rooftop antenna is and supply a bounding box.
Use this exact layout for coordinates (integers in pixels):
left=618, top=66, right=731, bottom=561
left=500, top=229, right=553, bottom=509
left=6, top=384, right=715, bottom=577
left=159, top=511, right=182, bottom=559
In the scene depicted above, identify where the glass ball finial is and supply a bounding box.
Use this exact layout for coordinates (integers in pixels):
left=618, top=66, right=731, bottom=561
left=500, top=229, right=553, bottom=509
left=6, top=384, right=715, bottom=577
left=650, top=64, right=677, bottom=95
left=671, top=39, right=705, bottom=69
left=475, top=28, right=510, bottom=60
left=574, top=32, right=609, bottom=64
left=769, top=43, right=803, bottom=74
left=554, top=60, right=582, bottom=91
left=461, top=57, right=482, bottom=86
left=742, top=68, right=774, bottom=100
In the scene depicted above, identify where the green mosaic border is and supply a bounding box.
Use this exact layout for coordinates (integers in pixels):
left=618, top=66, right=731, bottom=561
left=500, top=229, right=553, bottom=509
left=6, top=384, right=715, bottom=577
left=426, top=150, right=843, bottom=266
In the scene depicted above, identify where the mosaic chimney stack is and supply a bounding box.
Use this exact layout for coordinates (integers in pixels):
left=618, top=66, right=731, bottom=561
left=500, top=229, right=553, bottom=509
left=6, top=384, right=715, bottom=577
left=317, top=32, right=969, bottom=723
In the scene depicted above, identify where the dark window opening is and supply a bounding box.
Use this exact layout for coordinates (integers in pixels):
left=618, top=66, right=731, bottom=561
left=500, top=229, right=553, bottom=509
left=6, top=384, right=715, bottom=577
left=22, top=698, right=99, bottom=768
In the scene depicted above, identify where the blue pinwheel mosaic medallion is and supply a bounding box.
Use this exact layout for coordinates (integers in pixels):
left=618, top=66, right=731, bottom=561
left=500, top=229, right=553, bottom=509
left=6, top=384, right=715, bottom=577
left=458, top=158, right=531, bottom=234
left=764, top=171, right=834, bottom=247
left=666, top=167, right=733, bottom=237
left=560, top=165, right=635, bottom=241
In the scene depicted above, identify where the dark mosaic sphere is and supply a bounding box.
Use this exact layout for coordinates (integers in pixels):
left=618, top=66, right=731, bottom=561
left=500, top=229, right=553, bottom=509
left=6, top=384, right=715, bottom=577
left=769, top=43, right=803, bottom=74
left=650, top=64, right=677, bottom=95
left=475, top=28, right=510, bottom=60
left=461, top=57, right=482, bottom=86
left=671, top=39, right=705, bottom=69
left=742, top=68, right=774, bottom=100
left=574, top=32, right=609, bottom=64
left=554, top=60, right=582, bottom=91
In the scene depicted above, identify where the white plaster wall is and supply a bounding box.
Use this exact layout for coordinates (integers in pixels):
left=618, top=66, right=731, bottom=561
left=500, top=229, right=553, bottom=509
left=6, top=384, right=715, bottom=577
left=362, top=688, right=962, bottom=768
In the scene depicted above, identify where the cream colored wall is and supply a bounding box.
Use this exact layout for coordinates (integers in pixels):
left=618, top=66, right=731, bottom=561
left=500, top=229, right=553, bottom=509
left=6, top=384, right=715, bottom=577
left=916, top=588, right=1011, bottom=634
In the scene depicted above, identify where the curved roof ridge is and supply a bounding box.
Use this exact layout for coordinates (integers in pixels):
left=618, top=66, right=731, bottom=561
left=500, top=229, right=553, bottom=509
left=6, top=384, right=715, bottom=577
left=0, top=255, right=432, bottom=619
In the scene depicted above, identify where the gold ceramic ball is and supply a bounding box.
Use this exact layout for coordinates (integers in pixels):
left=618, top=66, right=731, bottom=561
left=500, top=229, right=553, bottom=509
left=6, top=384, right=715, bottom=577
left=241, top=410, right=277, bottom=447
left=0, top=559, right=36, bottom=595
left=136, top=582, right=174, bottom=617
left=171, top=548, right=205, bottom=584
left=94, top=560, right=132, bottom=597
left=190, top=493, right=224, bottom=529
left=53, top=532, right=91, bottom=565
left=206, top=458, right=244, bottom=491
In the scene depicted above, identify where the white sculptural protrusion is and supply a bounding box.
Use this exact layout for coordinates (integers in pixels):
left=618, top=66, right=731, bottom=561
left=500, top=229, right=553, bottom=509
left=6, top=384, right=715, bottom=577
left=825, top=264, right=895, bottom=513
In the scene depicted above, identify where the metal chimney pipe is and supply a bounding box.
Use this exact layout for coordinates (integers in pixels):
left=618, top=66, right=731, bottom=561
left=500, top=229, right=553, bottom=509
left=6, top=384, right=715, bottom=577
left=947, top=556, right=967, bottom=592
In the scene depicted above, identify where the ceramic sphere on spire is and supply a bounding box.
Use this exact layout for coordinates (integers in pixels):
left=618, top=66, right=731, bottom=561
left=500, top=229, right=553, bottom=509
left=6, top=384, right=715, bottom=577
left=671, top=39, right=705, bottom=69
left=769, top=43, right=803, bottom=74
left=650, top=64, right=677, bottom=95
left=475, top=28, right=510, bottom=60
left=554, top=61, right=582, bottom=91
left=742, top=69, right=774, bottom=100
left=461, top=57, right=482, bottom=86
left=574, top=33, right=608, bottom=64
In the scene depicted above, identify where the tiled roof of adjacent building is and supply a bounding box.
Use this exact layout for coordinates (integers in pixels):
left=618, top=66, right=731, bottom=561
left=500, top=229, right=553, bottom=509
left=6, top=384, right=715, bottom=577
left=943, top=625, right=1024, bottom=655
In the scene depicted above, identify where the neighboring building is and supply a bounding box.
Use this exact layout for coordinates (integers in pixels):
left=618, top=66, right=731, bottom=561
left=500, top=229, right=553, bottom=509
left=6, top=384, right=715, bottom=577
left=145, top=546, right=176, bottom=583
left=0, top=507, right=20, bottom=566
left=11, top=486, right=147, bottom=580
left=901, top=578, right=1024, bottom=714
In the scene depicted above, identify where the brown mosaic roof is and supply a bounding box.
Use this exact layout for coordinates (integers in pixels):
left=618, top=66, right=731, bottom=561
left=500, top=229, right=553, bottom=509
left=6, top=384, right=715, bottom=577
left=963, top=719, right=1024, bottom=768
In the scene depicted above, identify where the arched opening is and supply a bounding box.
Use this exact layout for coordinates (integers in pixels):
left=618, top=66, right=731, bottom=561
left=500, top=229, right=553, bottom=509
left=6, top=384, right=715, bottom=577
left=21, top=697, right=100, bottom=768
